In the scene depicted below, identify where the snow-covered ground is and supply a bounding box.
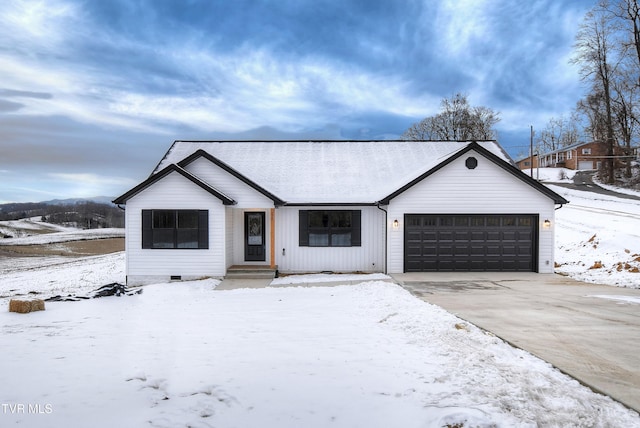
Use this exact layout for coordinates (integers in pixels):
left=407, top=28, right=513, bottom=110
left=549, top=184, right=640, bottom=288
left=523, top=167, right=577, bottom=183
left=523, top=167, right=640, bottom=288
left=2, top=279, right=639, bottom=428
left=1, top=181, right=640, bottom=426
left=0, top=252, right=125, bottom=300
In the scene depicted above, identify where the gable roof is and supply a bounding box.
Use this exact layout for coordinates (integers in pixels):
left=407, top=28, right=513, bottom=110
left=113, top=164, right=236, bottom=205
left=177, top=149, right=285, bottom=206
left=154, top=140, right=514, bottom=204
left=380, top=142, right=569, bottom=205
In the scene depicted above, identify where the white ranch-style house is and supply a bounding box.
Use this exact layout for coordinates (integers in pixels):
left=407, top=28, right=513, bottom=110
left=113, top=140, right=569, bottom=286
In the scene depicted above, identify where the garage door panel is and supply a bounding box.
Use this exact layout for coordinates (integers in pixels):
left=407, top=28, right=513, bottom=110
left=438, top=231, right=454, bottom=242
left=438, top=245, right=454, bottom=256
left=406, top=245, right=423, bottom=257
left=454, top=231, right=471, bottom=241
left=517, top=245, right=532, bottom=255
left=484, top=259, right=502, bottom=270
left=405, top=214, right=537, bottom=272
left=518, top=230, right=533, bottom=240
left=502, top=231, right=518, bottom=241
left=422, top=246, right=437, bottom=255
left=470, top=231, right=485, bottom=241
left=406, top=230, right=422, bottom=240
left=486, top=231, right=501, bottom=241
left=423, top=231, right=438, bottom=241
left=486, top=245, right=501, bottom=255
left=470, top=245, right=485, bottom=255
left=502, top=245, right=517, bottom=256
left=453, top=245, right=470, bottom=256
left=438, top=260, right=455, bottom=270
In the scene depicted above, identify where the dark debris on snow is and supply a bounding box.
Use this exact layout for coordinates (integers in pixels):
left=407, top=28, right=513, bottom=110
left=45, top=283, right=142, bottom=302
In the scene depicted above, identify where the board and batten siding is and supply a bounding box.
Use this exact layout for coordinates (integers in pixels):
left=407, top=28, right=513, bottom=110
left=386, top=149, right=558, bottom=274
left=183, top=157, right=276, bottom=208
left=124, top=171, right=227, bottom=285
left=275, top=206, right=385, bottom=273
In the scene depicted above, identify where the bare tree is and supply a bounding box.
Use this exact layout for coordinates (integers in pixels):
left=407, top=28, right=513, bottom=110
left=577, top=90, right=610, bottom=142
left=602, top=0, right=640, bottom=177
left=572, top=6, right=619, bottom=183
left=536, top=114, right=581, bottom=153
left=402, top=93, right=500, bottom=141
left=606, top=0, right=640, bottom=80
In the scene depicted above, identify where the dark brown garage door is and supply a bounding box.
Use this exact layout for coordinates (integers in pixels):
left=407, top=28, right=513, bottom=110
left=404, top=214, right=538, bottom=272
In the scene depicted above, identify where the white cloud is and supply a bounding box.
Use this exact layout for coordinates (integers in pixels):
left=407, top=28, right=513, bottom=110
left=49, top=173, right=134, bottom=186
left=0, top=0, right=80, bottom=50
left=435, top=0, right=491, bottom=57
left=107, top=47, right=441, bottom=133
left=47, top=173, right=136, bottom=198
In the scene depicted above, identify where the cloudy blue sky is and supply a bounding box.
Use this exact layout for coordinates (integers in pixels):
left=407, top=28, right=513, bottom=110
left=0, top=0, right=591, bottom=203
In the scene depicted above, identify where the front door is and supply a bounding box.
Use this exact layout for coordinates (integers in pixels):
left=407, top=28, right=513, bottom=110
left=245, top=212, right=266, bottom=262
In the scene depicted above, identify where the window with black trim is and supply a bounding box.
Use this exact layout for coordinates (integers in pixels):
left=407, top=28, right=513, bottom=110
left=142, top=210, right=208, bottom=249
left=299, top=210, right=361, bottom=247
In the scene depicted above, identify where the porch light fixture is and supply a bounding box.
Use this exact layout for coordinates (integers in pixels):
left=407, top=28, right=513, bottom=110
left=393, top=219, right=399, bottom=229
left=543, top=219, right=551, bottom=229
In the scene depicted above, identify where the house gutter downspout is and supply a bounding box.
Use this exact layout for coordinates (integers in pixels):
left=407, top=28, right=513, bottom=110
left=376, top=203, right=388, bottom=275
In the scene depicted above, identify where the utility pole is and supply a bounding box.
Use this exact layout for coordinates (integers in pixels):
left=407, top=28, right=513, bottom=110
left=530, top=125, right=534, bottom=178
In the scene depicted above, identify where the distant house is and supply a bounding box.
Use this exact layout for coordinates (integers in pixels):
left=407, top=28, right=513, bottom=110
left=113, top=140, right=568, bottom=286
left=516, top=141, right=637, bottom=171
left=515, top=154, right=539, bottom=171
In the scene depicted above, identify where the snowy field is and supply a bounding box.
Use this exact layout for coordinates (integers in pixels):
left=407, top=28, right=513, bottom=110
left=0, top=218, right=123, bottom=245
left=2, top=178, right=640, bottom=427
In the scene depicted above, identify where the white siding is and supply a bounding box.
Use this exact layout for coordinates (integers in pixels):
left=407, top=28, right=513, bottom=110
left=124, top=171, right=227, bottom=285
left=183, top=157, right=275, bottom=208
left=386, top=150, right=558, bottom=274
left=275, top=206, right=385, bottom=273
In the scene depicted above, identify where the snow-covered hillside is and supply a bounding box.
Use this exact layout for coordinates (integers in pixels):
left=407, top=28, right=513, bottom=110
left=521, top=167, right=640, bottom=288
left=0, top=218, right=123, bottom=244
left=0, top=217, right=72, bottom=238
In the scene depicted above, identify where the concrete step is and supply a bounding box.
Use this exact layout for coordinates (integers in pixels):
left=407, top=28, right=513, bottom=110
left=224, top=271, right=276, bottom=280
left=225, top=266, right=277, bottom=280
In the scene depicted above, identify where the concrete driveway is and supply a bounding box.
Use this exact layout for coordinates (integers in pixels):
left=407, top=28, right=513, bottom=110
left=391, top=272, right=640, bottom=413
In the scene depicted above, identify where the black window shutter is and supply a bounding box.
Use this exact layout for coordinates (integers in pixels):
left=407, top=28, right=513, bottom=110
left=198, top=210, right=209, bottom=249
left=299, top=210, right=309, bottom=246
left=142, top=210, right=153, bottom=249
left=351, top=210, right=361, bottom=247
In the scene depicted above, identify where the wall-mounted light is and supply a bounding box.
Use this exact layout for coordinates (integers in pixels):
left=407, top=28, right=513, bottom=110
left=392, top=219, right=399, bottom=229
left=543, top=219, right=551, bottom=229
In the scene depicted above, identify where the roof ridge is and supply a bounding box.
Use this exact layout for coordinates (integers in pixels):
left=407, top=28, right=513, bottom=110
left=171, top=139, right=497, bottom=143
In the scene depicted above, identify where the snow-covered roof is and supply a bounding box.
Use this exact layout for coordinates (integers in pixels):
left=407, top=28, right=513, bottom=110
left=153, top=140, right=512, bottom=204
